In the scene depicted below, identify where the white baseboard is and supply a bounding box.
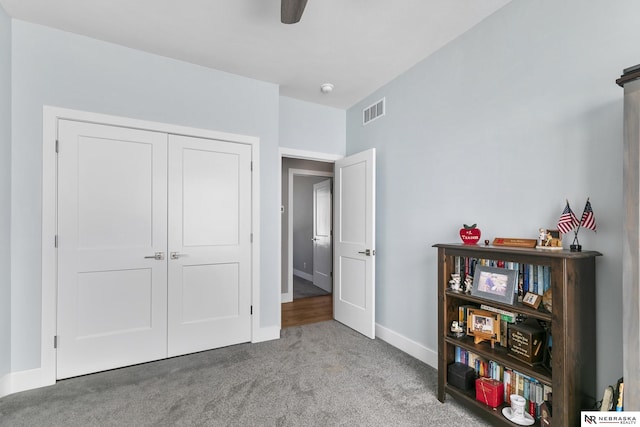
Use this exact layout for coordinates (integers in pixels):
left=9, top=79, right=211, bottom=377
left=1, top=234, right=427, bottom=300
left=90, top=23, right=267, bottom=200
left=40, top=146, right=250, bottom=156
left=375, top=323, right=438, bottom=369
left=281, top=292, right=293, bottom=303
left=293, top=269, right=313, bottom=282
left=0, top=367, right=54, bottom=398
left=0, top=372, right=10, bottom=398
left=252, top=325, right=281, bottom=343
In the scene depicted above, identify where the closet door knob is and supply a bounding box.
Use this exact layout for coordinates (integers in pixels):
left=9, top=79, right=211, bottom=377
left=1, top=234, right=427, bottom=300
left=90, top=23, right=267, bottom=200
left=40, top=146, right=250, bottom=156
left=144, top=252, right=165, bottom=260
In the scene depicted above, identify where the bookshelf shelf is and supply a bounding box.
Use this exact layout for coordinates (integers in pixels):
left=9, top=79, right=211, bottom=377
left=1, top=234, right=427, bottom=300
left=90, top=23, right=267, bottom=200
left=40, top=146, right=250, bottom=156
left=445, top=290, right=553, bottom=322
left=444, top=385, right=538, bottom=426
left=444, top=336, right=552, bottom=385
left=435, top=243, right=601, bottom=427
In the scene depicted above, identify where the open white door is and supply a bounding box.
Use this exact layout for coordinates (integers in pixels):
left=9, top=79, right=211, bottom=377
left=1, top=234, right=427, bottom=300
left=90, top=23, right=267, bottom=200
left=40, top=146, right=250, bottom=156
left=333, top=149, right=375, bottom=339
left=313, top=179, right=332, bottom=293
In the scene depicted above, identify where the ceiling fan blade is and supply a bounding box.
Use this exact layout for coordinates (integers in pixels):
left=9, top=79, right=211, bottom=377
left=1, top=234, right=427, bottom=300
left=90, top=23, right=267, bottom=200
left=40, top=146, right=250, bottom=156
left=281, top=0, right=308, bottom=24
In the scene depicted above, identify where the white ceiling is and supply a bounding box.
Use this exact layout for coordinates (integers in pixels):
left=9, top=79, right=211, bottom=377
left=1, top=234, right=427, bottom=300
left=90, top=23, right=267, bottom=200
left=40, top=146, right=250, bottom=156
left=0, top=0, right=511, bottom=109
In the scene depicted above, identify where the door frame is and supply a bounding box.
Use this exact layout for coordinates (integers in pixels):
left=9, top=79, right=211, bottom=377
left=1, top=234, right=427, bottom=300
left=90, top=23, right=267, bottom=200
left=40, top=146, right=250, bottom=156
left=279, top=148, right=342, bottom=308
left=283, top=169, right=333, bottom=303
left=42, top=106, right=261, bottom=385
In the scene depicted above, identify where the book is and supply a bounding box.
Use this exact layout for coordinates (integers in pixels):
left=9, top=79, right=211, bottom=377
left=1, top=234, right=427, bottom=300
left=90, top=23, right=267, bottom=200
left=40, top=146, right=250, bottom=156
left=537, top=265, right=544, bottom=295
left=459, top=304, right=476, bottom=324
left=543, top=266, right=551, bottom=293
left=480, top=304, right=516, bottom=323
left=504, top=369, right=512, bottom=403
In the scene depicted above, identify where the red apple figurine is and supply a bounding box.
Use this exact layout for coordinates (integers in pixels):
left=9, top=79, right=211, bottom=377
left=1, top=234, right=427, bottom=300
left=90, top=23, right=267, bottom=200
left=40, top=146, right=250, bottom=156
left=460, top=223, right=481, bottom=245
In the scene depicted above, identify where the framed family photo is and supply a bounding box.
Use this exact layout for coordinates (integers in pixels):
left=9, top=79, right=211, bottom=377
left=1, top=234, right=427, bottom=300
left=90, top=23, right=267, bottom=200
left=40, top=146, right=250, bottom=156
left=466, top=308, right=501, bottom=347
left=471, top=265, right=517, bottom=305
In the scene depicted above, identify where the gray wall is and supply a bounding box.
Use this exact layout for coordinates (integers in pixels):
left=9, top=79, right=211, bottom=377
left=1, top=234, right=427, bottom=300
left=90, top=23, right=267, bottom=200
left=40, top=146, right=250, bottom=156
left=292, top=175, right=330, bottom=276
left=281, top=158, right=334, bottom=294
left=346, top=0, right=637, bottom=394
left=0, top=4, right=11, bottom=379
left=10, top=20, right=280, bottom=371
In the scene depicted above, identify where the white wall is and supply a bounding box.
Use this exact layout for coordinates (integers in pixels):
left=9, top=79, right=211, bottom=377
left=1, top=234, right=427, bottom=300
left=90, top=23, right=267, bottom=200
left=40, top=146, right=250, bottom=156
left=279, top=96, right=346, bottom=154
left=10, top=20, right=281, bottom=371
left=347, top=0, right=637, bottom=395
left=0, top=4, right=11, bottom=379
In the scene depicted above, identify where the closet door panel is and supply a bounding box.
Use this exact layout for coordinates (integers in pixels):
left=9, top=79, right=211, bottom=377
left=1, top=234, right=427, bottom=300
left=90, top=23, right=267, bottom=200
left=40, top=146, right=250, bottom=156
left=167, top=135, right=252, bottom=356
left=57, top=120, right=168, bottom=379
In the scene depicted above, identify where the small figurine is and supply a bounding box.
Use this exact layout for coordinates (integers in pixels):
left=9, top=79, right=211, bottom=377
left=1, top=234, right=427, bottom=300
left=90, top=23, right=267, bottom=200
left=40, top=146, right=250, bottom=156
left=450, top=320, right=465, bottom=338
left=544, top=231, right=553, bottom=246
left=536, top=228, right=563, bottom=249
left=449, top=273, right=461, bottom=291
left=464, top=275, right=473, bottom=293
left=538, top=228, right=547, bottom=246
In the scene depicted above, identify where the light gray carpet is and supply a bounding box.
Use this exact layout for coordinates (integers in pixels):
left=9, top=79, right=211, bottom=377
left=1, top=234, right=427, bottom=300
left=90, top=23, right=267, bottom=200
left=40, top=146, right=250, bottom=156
left=0, top=321, right=490, bottom=427
left=293, top=276, right=329, bottom=299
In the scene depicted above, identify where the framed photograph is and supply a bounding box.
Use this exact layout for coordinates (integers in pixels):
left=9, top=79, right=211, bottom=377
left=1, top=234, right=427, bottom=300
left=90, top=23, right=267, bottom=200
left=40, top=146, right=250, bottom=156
left=522, top=291, right=542, bottom=309
left=466, top=308, right=501, bottom=347
left=471, top=265, right=517, bottom=305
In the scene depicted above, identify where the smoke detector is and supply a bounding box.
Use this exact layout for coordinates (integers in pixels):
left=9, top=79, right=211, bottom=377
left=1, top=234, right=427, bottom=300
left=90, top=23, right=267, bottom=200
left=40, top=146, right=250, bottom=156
left=320, top=83, right=334, bottom=94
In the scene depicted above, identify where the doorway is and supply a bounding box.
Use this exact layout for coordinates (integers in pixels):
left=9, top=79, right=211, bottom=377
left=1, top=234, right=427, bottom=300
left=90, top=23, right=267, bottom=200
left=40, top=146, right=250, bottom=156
left=278, top=147, right=376, bottom=336
left=281, top=157, right=334, bottom=327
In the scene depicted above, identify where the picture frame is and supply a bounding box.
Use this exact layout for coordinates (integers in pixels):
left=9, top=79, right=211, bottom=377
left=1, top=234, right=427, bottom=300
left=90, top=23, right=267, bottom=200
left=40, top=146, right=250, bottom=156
left=522, top=291, right=542, bottom=309
left=466, top=308, right=501, bottom=347
left=471, top=265, right=517, bottom=305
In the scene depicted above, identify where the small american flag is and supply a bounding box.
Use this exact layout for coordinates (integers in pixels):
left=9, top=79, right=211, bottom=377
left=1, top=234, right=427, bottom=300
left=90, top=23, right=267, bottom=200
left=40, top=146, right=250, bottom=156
left=580, top=199, right=597, bottom=231
left=557, top=201, right=578, bottom=234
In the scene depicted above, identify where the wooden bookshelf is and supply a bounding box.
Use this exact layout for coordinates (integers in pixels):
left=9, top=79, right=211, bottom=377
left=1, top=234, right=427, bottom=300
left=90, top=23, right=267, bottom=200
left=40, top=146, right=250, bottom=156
left=434, top=243, right=601, bottom=427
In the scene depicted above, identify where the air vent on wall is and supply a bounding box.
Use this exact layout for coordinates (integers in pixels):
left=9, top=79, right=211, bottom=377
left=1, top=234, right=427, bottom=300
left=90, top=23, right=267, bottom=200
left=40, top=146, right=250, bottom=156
left=363, top=98, right=385, bottom=125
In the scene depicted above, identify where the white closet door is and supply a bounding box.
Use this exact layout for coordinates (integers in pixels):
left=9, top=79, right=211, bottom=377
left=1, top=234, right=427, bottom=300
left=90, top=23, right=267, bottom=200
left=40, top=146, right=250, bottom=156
left=167, top=135, right=252, bottom=356
left=57, top=120, right=168, bottom=379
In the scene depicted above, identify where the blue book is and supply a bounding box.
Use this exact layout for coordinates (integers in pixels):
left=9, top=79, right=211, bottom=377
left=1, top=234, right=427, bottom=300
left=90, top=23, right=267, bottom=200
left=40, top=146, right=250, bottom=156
left=543, top=266, right=551, bottom=293
left=537, top=265, right=544, bottom=295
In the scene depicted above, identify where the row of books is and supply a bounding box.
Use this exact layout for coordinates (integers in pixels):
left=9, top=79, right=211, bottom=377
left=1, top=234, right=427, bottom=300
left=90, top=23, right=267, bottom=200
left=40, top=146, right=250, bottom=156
left=453, top=257, right=551, bottom=297
left=455, top=346, right=552, bottom=419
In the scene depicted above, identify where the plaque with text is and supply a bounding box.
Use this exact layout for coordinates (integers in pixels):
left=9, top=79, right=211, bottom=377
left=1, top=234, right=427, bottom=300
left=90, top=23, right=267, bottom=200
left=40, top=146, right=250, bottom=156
left=508, top=321, right=545, bottom=366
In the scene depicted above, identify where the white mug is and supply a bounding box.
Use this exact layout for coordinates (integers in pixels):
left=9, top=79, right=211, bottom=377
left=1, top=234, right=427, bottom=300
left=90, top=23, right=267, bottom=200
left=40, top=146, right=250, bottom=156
left=510, top=394, right=526, bottom=420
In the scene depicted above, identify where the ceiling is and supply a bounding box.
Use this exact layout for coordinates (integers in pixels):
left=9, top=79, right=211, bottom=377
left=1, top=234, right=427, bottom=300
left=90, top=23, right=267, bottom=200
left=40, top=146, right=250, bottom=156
left=0, top=0, right=511, bottom=109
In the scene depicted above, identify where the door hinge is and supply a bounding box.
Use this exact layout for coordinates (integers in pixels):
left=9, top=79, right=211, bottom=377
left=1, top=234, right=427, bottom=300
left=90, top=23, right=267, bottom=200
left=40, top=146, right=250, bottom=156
left=54, top=235, right=58, bottom=248
left=55, top=140, right=59, bottom=153
left=330, top=271, right=333, bottom=278
left=250, top=161, right=253, bottom=171
left=250, top=233, right=253, bottom=243
left=54, top=335, right=58, bottom=349
left=250, top=305, right=253, bottom=315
